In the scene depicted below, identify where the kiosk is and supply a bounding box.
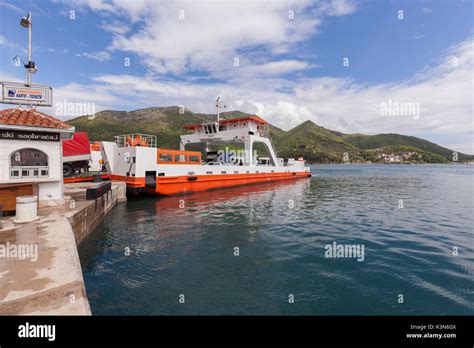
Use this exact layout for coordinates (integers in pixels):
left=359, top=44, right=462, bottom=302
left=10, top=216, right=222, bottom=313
left=0, top=108, right=74, bottom=211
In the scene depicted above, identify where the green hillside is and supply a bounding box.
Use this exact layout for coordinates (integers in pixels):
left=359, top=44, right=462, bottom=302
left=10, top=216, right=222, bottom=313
left=67, top=107, right=473, bottom=164
left=68, top=107, right=202, bottom=149
left=343, top=133, right=471, bottom=162
left=273, top=120, right=358, bottom=163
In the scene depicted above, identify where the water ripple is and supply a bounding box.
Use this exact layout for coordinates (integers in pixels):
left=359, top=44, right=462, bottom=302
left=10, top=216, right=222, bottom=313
left=79, top=164, right=474, bottom=315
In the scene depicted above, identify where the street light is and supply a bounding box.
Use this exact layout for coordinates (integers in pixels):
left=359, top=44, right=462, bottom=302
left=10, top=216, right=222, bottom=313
left=19, top=12, right=36, bottom=85
left=20, top=12, right=31, bottom=28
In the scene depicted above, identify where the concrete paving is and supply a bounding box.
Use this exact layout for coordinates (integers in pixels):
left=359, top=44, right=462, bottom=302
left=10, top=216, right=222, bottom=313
left=0, top=181, right=126, bottom=315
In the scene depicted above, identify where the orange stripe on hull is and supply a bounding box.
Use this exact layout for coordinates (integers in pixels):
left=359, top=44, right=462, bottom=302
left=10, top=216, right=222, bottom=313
left=109, top=174, right=145, bottom=187
left=63, top=174, right=109, bottom=183
left=151, top=171, right=311, bottom=195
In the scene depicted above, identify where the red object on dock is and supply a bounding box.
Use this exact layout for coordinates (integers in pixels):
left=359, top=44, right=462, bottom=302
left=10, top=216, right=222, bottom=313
left=63, top=132, right=91, bottom=157
left=63, top=174, right=109, bottom=183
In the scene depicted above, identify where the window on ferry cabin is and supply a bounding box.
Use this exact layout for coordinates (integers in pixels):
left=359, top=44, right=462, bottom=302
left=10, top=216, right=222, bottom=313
left=188, top=155, right=200, bottom=163
left=159, top=153, right=173, bottom=162
left=175, top=154, right=186, bottom=162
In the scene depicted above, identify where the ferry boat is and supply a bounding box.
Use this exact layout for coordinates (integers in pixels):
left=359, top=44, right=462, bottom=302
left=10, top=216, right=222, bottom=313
left=100, top=114, right=311, bottom=195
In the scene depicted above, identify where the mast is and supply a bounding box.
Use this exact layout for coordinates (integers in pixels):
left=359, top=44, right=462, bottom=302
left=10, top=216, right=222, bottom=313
left=215, top=97, right=225, bottom=122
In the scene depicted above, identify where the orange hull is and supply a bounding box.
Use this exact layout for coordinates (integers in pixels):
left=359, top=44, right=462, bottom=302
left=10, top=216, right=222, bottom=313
left=111, top=171, right=311, bottom=196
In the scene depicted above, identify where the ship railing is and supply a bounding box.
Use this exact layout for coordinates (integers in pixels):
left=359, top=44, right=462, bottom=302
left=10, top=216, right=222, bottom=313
left=268, top=134, right=278, bottom=157
left=114, top=134, right=157, bottom=148
left=202, top=122, right=220, bottom=135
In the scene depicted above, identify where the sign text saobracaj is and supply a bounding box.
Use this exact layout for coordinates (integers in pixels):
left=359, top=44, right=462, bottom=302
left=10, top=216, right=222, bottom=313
left=0, top=130, right=60, bottom=141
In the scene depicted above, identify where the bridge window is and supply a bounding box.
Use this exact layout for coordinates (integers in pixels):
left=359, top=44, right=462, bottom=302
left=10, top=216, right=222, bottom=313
left=159, top=153, right=173, bottom=162
left=175, top=154, right=186, bottom=162
left=157, top=151, right=201, bottom=164
left=188, top=155, right=200, bottom=163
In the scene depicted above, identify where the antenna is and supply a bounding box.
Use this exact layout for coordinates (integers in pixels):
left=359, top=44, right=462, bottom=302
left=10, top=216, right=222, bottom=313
left=215, top=97, right=226, bottom=122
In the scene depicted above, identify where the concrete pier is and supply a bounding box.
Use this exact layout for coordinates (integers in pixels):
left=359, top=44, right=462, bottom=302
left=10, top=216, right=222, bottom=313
left=0, top=181, right=126, bottom=315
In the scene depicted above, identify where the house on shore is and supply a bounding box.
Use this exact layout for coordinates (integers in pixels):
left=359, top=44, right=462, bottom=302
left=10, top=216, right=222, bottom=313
left=0, top=108, right=74, bottom=212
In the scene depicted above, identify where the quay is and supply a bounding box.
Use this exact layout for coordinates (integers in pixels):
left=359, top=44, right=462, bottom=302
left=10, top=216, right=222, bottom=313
left=0, top=182, right=126, bottom=315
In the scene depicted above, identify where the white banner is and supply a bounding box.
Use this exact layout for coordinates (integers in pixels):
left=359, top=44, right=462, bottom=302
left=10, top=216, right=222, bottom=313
left=0, top=81, right=53, bottom=106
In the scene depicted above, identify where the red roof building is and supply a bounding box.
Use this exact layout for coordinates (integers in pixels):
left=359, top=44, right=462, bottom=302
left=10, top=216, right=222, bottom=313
left=0, top=107, right=75, bottom=210
left=0, top=108, right=73, bottom=130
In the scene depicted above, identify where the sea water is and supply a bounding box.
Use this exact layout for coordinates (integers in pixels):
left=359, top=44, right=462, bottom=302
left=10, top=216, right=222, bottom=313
left=79, top=164, right=474, bottom=315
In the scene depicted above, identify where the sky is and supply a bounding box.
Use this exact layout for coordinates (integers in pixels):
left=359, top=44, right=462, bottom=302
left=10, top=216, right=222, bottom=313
left=0, top=0, right=473, bottom=154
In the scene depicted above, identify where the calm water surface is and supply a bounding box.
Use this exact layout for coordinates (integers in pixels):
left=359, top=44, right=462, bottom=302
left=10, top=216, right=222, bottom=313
left=79, top=164, right=474, bottom=315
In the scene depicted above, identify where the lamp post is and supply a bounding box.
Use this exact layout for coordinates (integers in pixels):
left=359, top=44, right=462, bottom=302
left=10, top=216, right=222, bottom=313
left=20, top=12, right=35, bottom=85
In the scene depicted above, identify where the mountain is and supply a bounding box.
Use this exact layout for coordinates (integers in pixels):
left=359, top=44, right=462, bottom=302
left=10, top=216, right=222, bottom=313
left=67, top=107, right=473, bottom=163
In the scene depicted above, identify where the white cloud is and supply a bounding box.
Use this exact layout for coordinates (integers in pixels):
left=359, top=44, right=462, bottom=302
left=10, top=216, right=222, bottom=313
left=98, top=20, right=130, bottom=35
left=54, top=82, right=120, bottom=104
left=0, top=2, right=23, bottom=13
left=239, top=60, right=316, bottom=76
left=0, top=34, right=26, bottom=53
left=74, top=0, right=356, bottom=76
left=422, top=7, right=433, bottom=15
left=409, top=34, right=425, bottom=40
left=64, top=0, right=115, bottom=12
left=0, top=70, right=24, bottom=83
left=50, top=82, right=122, bottom=118
left=318, top=0, right=357, bottom=16
left=75, top=50, right=111, bottom=61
